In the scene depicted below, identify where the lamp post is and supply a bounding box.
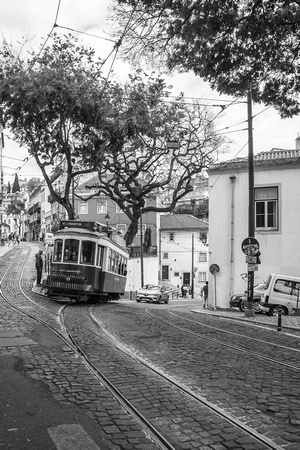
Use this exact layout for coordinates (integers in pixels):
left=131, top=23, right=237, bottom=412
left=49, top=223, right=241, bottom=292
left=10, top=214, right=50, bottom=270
left=140, top=213, right=144, bottom=288
left=191, top=233, right=194, bottom=298
left=104, top=213, right=111, bottom=237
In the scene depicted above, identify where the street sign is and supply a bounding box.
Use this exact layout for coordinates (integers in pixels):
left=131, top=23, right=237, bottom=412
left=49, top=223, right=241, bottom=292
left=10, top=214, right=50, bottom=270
left=241, top=237, right=260, bottom=256
left=209, top=264, right=220, bottom=274
left=248, top=264, right=258, bottom=272
left=245, top=255, right=257, bottom=264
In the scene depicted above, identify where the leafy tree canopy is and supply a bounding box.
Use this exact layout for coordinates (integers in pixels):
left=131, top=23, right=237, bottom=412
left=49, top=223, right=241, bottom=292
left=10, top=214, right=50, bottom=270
left=6, top=197, right=25, bottom=217
left=112, top=0, right=300, bottom=117
left=82, top=72, right=225, bottom=245
left=26, top=178, right=41, bottom=195
left=0, top=33, right=113, bottom=219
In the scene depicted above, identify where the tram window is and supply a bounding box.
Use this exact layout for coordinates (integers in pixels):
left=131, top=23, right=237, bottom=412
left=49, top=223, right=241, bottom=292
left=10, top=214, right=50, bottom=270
left=64, top=239, right=79, bottom=262
left=97, top=246, right=104, bottom=268
left=53, top=240, right=63, bottom=261
left=80, top=241, right=95, bottom=264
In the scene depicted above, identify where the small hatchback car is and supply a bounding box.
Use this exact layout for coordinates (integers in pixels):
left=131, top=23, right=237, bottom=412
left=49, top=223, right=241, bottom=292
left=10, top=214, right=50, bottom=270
left=230, top=284, right=264, bottom=313
left=136, top=284, right=169, bottom=304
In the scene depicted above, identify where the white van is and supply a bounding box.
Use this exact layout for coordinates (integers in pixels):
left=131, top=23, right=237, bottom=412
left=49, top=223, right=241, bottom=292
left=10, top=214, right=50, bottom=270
left=260, top=273, right=300, bottom=316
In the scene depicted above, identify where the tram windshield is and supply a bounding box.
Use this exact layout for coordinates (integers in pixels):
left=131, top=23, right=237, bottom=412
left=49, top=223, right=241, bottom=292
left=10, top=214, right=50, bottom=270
left=80, top=241, right=95, bottom=265
left=63, top=239, right=79, bottom=262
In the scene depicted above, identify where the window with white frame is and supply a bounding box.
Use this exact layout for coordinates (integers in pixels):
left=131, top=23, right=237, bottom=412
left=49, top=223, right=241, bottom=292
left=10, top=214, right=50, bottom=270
left=78, top=202, right=88, bottom=214
left=163, top=252, right=168, bottom=259
left=97, top=200, right=107, bottom=214
left=198, top=272, right=207, bottom=282
left=198, top=252, right=207, bottom=262
left=255, top=186, right=278, bottom=231
left=116, top=224, right=126, bottom=235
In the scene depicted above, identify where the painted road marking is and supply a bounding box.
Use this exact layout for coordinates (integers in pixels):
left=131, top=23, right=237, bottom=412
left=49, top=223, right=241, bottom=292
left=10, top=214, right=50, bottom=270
left=48, top=424, right=101, bottom=450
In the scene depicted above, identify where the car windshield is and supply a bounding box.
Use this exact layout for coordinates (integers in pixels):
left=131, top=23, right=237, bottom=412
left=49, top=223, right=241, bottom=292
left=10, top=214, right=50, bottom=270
left=144, top=285, right=160, bottom=290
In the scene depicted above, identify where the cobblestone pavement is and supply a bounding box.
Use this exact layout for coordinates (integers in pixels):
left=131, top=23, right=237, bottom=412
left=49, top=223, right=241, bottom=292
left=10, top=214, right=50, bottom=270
left=1, top=243, right=300, bottom=449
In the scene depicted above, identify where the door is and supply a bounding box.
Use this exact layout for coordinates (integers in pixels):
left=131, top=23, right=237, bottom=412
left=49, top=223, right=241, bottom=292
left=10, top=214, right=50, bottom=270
left=183, top=272, right=190, bottom=286
left=162, top=265, right=169, bottom=280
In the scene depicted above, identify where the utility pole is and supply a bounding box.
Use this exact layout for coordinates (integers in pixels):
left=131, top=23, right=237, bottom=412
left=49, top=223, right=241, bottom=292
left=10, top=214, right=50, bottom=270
left=0, top=126, right=3, bottom=238
left=191, top=233, right=194, bottom=298
left=245, top=90, right=255, bottom=318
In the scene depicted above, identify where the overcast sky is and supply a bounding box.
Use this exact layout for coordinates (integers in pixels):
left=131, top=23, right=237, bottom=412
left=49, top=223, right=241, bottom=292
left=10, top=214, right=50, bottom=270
left=1, top=0, right=299, bottom=184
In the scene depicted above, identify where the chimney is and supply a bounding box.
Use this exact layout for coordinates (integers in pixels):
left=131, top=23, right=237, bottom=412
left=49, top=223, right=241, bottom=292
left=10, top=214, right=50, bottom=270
left=296, top=133, right=300, bottom=150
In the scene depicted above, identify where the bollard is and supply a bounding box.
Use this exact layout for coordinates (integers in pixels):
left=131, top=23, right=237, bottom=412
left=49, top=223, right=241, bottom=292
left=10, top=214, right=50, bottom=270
left=277, top=306, right=282, bottom=332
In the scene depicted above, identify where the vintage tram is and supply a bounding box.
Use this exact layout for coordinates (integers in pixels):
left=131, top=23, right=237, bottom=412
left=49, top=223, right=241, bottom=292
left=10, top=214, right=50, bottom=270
left=44, top=220, right=128, bottom=302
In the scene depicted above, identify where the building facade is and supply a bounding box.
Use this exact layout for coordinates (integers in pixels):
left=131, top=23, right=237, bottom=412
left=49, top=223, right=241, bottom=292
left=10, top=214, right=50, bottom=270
left=208, top=147, right=300, bottom=309
left=160, top=214, right=209, bottom=295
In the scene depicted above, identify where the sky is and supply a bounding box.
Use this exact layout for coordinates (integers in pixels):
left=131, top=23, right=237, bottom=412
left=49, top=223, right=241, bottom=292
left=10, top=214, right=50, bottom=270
left=0, top=0, right=299, bottom=185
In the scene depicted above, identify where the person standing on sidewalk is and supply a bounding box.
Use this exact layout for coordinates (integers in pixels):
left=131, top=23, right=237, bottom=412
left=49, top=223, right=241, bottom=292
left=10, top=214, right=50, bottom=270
left=203, top=281, right=208, bottom=308
left=35, top=250, right=43, bottom=286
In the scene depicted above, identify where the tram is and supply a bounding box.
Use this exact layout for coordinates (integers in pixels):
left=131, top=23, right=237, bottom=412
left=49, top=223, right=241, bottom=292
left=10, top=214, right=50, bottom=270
left=44, top=220, right=128, bottom=302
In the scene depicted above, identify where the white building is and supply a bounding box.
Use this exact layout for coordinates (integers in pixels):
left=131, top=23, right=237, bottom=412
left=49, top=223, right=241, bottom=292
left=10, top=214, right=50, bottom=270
left=160, top=214, right=209, bottom=295
left=208, top=145, right=300, bottom=309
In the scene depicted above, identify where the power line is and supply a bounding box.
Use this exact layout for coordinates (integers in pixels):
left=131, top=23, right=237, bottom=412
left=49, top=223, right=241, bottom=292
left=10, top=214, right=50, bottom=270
left=54, top=23, right=116, bottom=43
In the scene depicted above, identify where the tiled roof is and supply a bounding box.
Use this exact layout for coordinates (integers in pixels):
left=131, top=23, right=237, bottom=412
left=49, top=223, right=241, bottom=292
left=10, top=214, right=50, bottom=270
left=209, top=148, right=300, bottom=171
left=160, top=214, right=208, bottom=231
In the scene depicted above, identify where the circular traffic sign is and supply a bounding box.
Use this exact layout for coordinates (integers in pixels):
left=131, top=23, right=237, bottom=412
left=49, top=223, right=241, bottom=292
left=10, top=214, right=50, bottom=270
left=241, top=237, right=260, bottom=256
left=210, top=264, right=220, bottom=274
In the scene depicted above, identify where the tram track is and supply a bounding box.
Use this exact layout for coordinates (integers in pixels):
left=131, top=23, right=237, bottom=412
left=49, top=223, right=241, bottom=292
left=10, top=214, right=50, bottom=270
left=0, top=246, right=169, bottom=449
left=0, top=246, right=298, bottom=449
left=64, top=305, right=282, bottom=450
left=144, top=309, right=300, bottom=371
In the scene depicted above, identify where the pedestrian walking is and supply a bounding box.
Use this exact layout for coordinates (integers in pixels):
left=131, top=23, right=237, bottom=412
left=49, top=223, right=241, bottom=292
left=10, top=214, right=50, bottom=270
left=203, top=281, right=208, bottom=308
left=35, top=250, right=44, bottom=286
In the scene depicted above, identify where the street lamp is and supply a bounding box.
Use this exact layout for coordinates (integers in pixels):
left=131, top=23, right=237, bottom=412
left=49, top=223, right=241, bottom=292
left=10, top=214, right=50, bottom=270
left=105, top=213, right=110, bottom=226
left=200, top=233, right=208, bottom=245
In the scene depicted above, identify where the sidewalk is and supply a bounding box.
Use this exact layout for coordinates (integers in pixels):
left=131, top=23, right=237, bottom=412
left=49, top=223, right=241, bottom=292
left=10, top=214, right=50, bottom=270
left=193, top=304, right=300, bottom=331
left=0, top=243, right=15, bottom=258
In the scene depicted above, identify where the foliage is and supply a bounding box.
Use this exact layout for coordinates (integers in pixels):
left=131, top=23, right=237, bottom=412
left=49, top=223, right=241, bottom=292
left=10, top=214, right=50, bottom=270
left=83, top=72, right=225, bottom=245
left=12, top=173, right=20, bottom=193
left=26, top=178, right=41, bottom=195
left=175, top=198, right=209, bottom=219
left=0, top=34, right=111, bottom=219
left=112, top=0, right=300, bottom=118
left=6, top=195, right=25, bottom=227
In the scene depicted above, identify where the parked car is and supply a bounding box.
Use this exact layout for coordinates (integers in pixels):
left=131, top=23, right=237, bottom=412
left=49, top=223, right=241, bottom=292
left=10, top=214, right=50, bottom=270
left=230, top=284, right=264, bottom=313
left=137, top=284, right=169, bottom=304
left=160, top=282, right=180, bottom=299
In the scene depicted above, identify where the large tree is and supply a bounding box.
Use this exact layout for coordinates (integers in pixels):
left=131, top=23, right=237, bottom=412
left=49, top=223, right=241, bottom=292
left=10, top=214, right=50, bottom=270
left=112, top=0, right=300, bottom=118
left=0, top=34, right=112, bottom=219
left=82, top=73, right=225, bottom=245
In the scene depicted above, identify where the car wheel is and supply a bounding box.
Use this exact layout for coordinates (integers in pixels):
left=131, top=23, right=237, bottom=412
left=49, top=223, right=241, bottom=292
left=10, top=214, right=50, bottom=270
left=239, top=299, right=246, bottom=312
left=165, top=296, right=169, bottom=304
left=268, top=305, right=288, bottom=316
left=136, top=299, right=141, bottom=302
left=253, top=301, right=262, bottom=313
